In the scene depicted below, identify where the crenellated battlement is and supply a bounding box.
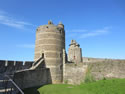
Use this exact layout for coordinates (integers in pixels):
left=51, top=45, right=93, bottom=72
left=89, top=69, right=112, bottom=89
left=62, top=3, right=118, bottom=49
left=0, top=60, right=33, bottom=74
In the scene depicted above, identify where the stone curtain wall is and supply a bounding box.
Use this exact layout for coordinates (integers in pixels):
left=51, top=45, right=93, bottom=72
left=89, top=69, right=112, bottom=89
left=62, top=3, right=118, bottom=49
left=14, top=68, right=52, bottom=89
left=87, top=60, right=125, bottom=80
left=83, top=57, right=106, bottom=63
left=64, top=63, right=87, bottom=84
left=64, top=58, right=125, bottom=84
left=0, top=60, right=33, bottom=74
left=0, top=57, right=125, bottom=87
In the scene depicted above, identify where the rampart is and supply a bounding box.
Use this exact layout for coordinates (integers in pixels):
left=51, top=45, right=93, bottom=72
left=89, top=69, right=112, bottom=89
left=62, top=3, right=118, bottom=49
left=85, top=59, right=125, bottom=80
left=0, top=60, right=33, bottom=74
left=63, top=57, right=125, bottom=84
left=14, top=68, right=52, bottom=89
left=0, top=57, right=125, bottom=86
left=83, top=57, right=107, bottom=63
left=13, top=58, right=52, bottom=89
left=64, top=63, right=87, bottom=84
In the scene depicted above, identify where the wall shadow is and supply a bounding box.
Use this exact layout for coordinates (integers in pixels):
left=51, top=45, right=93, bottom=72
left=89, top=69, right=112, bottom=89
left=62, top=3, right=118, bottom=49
left=21, top=86, right=41, bottom=94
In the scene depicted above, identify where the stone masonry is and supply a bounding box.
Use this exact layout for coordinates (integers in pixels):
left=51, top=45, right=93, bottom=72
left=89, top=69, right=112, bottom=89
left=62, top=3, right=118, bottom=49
left=68, top=40, right=82, bottom=63
left=34, top=21, right=65, bottom=83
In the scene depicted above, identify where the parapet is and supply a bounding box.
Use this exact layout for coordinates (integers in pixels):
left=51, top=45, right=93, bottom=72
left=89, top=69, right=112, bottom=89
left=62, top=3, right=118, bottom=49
left=48, top=20, right=53, bottom=25
left=57, top=22, right=64, bottom=28
left=0, top=60, right=33, bottom=74
left=69, top=40, right=80, bottom=47
left=36, top=21, right=65, bottom=33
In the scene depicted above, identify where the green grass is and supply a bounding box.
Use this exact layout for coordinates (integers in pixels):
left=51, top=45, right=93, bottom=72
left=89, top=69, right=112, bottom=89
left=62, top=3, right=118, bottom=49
left=24, top=79, right=125, bottom=94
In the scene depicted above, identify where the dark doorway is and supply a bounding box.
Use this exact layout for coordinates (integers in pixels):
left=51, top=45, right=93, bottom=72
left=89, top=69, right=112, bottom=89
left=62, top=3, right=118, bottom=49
left=42, top=53, right=44, bottom=58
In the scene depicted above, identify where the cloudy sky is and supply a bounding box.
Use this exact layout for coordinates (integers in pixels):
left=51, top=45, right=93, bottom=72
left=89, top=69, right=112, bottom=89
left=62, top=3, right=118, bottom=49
left=0, top=0, right=125, bottom=61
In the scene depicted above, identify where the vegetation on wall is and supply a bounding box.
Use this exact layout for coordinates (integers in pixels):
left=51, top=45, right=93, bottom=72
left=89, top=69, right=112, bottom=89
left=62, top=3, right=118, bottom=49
left=84, top=65, right=95, bottom=83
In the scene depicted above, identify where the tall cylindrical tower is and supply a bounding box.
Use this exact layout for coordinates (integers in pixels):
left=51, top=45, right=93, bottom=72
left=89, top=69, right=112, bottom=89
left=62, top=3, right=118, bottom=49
left=34, top=21, right=65, bottom=83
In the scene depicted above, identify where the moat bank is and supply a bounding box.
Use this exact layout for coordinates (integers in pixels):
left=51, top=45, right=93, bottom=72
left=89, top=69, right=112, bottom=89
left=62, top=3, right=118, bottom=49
left=23, top=78, right=125, bottom=94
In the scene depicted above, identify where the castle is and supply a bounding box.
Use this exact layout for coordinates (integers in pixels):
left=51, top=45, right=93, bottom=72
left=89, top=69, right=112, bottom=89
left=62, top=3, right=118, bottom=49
left=0, top=21, right=125, bottom=91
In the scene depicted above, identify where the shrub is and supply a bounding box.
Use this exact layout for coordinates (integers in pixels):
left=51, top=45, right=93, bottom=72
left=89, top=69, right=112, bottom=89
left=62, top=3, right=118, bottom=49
left=84, top=66, right=95, bottom=83
left=103, top=77, right=106, bottom=80
left=64, top=80, right=68, bottom=84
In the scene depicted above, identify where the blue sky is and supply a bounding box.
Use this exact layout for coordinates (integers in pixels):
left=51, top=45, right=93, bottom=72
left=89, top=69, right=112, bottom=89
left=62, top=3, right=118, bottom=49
left=0, top=0, right=125, bottom=61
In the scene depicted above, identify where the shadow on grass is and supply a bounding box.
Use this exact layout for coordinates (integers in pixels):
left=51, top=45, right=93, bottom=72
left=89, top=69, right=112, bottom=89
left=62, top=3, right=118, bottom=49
left=22, top=86, right=43, bottom=94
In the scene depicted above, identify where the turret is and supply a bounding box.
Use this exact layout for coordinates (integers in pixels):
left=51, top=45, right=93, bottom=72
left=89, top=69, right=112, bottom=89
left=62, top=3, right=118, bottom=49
left=68, top=40, right=82, bottom=63
left=57, top=22, right=64, bottom=28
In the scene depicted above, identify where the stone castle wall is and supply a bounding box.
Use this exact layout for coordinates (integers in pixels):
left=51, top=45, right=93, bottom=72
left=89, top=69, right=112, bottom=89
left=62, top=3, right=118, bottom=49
left=83, top=57, right=125, bottom=80
left=0, top=57, right=125, bottom=87
left=63, top=57, right=125, bottom=84
left=86, top=59, right=125, bottom=80
left=83, top=57, right=107, bottom=63
left=64, top=63, right=87, bottom=84
left=14, top=68, right=52, bottom=89
left=0, top=60, right=33, bottom=74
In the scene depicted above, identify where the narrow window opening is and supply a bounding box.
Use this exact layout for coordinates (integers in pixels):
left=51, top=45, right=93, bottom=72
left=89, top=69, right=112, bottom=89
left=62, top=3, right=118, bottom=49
left=59, top=29, right=62, bottom=34
left=42, top=53, right=44, bottom=58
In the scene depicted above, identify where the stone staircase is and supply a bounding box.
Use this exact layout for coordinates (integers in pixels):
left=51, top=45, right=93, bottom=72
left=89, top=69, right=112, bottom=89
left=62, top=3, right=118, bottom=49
left=30, top=57, right=45, bottom=69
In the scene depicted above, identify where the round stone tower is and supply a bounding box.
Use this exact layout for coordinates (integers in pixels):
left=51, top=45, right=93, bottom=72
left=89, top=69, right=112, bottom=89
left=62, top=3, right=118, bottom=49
left=34, top=21, right=65, bottom=83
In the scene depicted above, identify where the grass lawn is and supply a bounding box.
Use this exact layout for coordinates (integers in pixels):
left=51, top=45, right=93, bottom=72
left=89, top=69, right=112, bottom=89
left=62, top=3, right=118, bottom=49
left=24, top=79, right=125, bottom=94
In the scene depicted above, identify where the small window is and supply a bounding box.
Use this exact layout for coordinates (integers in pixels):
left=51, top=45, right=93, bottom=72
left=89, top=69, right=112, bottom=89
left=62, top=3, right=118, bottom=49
left=59, top=30, right=62, bottom=34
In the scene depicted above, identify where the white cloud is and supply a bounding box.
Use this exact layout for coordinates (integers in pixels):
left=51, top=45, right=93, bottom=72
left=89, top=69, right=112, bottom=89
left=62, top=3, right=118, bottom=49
left=66, top=29, right=88, bottom=33
left=17, top=44, right=35, bottom=48
left=0, top=10, right=34, bottom=29
left=80, top=28, right=109, bottom=38
left=67, top=27, right=111, bottom=39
